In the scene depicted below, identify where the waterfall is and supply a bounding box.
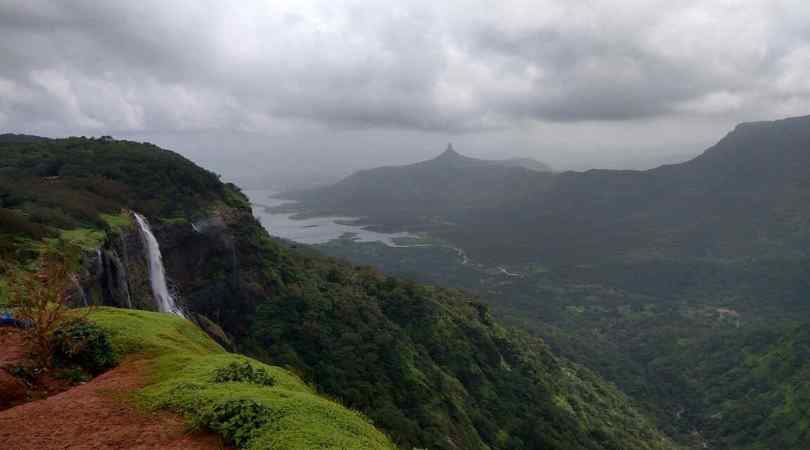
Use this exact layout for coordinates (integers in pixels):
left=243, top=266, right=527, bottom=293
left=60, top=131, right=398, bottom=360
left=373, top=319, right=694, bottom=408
left=71, top=275, right=89, bottom=307
left=132, top=212, right=184, bottom=317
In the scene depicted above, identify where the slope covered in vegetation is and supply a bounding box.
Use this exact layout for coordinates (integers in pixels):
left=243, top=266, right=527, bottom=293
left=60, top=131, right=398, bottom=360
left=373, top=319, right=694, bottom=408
left=0, top=136, right=677, bottom=449
left=89, top=307, right=396, bottom=450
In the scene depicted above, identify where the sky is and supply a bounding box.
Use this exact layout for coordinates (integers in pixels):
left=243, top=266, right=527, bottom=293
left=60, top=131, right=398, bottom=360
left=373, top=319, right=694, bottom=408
left=1, top=0, right=809, bottom=188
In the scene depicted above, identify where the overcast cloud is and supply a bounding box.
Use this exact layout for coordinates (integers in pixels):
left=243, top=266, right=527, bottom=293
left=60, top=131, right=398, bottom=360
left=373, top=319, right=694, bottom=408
left=1, top=0, right=809, bottom=187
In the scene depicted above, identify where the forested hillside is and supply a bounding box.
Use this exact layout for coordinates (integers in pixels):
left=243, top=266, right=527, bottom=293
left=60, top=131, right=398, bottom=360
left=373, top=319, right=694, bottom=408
left=0, top=136, right=677, bottom=450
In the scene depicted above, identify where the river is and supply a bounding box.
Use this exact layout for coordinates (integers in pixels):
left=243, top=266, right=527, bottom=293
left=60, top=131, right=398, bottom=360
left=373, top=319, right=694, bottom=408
left=244, top=189, right=415, bottom=246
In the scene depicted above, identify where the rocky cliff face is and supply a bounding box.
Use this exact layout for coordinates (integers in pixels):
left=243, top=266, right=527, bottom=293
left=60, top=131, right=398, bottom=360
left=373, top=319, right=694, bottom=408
left=72, top=210, right=238, bottom=350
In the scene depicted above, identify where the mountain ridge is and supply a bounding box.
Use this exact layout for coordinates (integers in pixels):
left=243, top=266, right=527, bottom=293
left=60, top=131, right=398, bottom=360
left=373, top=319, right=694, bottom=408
left=289, top=114, right=810, bottom=265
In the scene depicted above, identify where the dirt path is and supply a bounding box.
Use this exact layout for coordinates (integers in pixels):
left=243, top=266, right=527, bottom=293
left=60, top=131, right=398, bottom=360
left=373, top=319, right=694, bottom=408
left=0, top=355, right=227, bottom=449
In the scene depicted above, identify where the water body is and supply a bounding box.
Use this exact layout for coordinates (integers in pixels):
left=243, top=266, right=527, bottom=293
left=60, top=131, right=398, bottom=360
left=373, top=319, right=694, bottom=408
left=245, top=189, right=415, bottom=246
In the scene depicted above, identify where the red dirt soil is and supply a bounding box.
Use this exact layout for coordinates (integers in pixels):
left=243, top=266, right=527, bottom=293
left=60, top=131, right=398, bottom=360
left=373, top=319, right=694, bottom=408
left=0, top=329, right=229, bottom=449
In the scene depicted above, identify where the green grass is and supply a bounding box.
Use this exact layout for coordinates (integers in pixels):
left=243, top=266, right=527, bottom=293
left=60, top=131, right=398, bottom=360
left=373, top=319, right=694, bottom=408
left=58, top=228, right=106, bottom=250
left=159, top=217, right=188, bottom=225
left=88, top=308, right=396, bottom=450
left=100, top=212, right=133, bottom=229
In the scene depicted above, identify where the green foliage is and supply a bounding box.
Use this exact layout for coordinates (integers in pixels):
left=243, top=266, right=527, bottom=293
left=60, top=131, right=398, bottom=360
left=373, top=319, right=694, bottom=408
left=193, top=398, right=273, bottom=448
left=0, top=136, right=238, bottom=251
left=99, top=212, right=132, bottom=229
left=217, top=229, right=678, bottom=450
left=89, top=307, right=224, bottom=357
left=213, top=361, right=275, bottom=386
left=159, top=216, right=188, bottom=225
left=315, top=229, right=810, bottom=450
left=8, top=363, right=41, bottom=383
left=88, top=308, right=397, bottom=450
left=58, top=228, right=106, bottom=250
left=52, top=318, right=118, bottom=374
left=55, top=367, right=91, bottom=383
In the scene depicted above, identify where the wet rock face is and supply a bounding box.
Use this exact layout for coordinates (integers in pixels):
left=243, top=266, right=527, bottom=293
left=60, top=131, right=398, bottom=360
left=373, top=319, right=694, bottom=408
left=73, top=212, right=244, bottom=350
left=156, top=217, right=242, bottom=327
left=75, top=223, right=159, bottom=312
left=100, top=250, right=132, bottom=309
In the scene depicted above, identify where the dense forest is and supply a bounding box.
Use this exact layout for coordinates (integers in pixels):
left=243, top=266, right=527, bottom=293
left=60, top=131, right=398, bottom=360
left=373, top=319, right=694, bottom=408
left=0, top=136, right=677, bottom=450
left=319, top=236, right=810, bottom=449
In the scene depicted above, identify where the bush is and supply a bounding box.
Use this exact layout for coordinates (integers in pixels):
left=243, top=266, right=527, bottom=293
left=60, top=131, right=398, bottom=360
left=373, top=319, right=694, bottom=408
left=195, top=398, right=273, bottom=448
left=52, top=319, right=118, bottom=374
left=5, top=250, right=78, bottom=367
left=55, top=367, right=90, bottom=383
left=213, top=361, right=275, bottom=386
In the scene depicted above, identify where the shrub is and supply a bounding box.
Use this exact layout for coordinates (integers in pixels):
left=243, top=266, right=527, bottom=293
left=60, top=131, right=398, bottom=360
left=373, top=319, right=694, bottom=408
left=213, top=361, right=275, bottom=386
left=55, top=367, right=90, bottom=383
left=194, top=398, right=274, bottom=448
left=5, top=249, right=79, bottom=367
left=52, top=319, right=118, bottom=374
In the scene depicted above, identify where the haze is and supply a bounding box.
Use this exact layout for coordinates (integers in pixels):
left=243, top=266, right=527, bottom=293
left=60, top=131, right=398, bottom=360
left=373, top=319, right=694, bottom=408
left=2, top=0, right=809, bottom=188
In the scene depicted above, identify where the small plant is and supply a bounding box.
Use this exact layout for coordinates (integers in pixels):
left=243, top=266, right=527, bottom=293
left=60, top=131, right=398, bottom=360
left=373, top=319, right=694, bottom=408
left=8, top=362, right=40, bottom=384
left=55, top=367, right=90, bottom=383
left=213, top=361, right=275, bottom=386
left=52, top=319, right=118, bottom=374
left=5, top=248, right=82, bottom=367
left=194, top=398, right=273, bottom=448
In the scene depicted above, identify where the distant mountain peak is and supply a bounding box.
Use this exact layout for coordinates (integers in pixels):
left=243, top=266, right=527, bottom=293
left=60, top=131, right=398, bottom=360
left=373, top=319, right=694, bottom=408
left=437, top=143, right=461, bottom=159
left=424, top=143, right=551, bottom=172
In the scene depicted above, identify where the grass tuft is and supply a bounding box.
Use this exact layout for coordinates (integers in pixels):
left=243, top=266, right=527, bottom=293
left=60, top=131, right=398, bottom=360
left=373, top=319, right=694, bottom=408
left=100, top=212, right=133, bottom=229
left=57, top=228, right=106, bottom=250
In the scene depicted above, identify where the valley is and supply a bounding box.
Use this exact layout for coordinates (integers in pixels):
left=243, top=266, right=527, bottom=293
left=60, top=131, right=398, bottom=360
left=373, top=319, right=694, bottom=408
left=4, top=3, right=809, bottom=449
left=272, top=116, right=810, bottom=449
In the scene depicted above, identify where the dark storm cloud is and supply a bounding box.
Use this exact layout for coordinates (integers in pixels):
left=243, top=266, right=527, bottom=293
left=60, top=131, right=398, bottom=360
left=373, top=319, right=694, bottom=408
left=0, top=0, right=809, bottom=178
left=468, top=26, right=699, bottom=121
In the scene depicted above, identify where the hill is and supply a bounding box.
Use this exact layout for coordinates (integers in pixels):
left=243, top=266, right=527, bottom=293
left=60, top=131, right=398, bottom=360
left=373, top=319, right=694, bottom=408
left=0, top=136, right=676, bottom=449
left=290, top=115, right=810, bottom=266
left=0, top=133, right=50, bottom=144
left=0, top=307, right=396, bottom=449
left=285, top=144, right=553, bottom=230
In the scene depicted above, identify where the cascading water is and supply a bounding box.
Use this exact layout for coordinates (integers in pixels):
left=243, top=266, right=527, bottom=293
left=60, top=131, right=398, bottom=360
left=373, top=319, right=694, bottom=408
left=133, top=212, right=184, bottom=317
left=71, top=275, right=89, bottom=307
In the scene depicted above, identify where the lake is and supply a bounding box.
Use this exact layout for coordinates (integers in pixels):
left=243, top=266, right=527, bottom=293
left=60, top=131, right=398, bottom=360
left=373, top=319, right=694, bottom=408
left=244, top=189, right=415, bottom=246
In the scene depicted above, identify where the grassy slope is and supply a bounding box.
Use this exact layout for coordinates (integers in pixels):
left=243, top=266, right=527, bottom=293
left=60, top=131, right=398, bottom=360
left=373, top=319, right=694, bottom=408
left=89, top=307, right=396, bottom=450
